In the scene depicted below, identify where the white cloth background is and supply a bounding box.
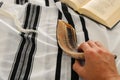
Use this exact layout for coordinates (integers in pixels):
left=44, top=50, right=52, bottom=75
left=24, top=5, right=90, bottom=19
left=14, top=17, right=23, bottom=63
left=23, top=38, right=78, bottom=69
left=0, top=0, right=120, bottom=80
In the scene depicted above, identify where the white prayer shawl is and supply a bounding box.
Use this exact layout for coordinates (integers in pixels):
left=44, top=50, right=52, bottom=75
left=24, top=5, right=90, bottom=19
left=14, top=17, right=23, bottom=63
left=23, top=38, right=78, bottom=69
left=0, top=0, right=120, bottom=80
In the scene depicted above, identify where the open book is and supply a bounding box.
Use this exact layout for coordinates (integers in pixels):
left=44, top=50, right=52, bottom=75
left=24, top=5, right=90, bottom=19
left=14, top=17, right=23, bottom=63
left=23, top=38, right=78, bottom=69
left=61, top=0, right=120, bottom=28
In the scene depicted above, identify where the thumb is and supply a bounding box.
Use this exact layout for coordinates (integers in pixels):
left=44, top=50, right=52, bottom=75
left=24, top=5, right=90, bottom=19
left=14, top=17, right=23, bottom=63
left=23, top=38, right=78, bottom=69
left=73, top=60, right=85, bottom=77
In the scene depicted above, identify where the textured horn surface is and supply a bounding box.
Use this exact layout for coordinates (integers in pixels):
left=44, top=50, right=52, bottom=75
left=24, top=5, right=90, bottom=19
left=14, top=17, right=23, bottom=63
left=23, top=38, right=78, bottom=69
left=57, top=20, right=84, bottom=59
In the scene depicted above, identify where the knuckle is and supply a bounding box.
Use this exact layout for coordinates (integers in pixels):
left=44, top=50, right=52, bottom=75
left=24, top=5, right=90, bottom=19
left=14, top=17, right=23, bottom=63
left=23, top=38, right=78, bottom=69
left=85, top=49, right=95, bottom=54
left=96, top=48, right=104, bottom=53
left=80, top=42, right=87, bottom=47
left=84, top=49, right=97, bottom=58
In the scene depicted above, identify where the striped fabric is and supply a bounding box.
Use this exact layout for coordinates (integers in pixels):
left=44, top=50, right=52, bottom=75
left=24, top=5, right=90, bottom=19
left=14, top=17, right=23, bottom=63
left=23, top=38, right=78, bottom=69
left=0, top=0, right=28, bottom=4
left=0, top=0, right=120, bottom=80
left=8, top=3, right=40, bottom=80
left=15, top=0, right=28, bottom=4
left=0, top=1, right=3, bottom=7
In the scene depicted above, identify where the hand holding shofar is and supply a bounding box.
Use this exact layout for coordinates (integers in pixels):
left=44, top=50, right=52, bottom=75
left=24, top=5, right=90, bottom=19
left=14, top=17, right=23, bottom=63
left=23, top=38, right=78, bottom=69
left=57, top=20, right=84, bottom=59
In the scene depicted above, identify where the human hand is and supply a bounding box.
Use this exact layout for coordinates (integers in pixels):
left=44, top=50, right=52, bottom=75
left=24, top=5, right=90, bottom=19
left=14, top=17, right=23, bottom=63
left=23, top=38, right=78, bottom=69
left=73, top=40, right=120, bottom=80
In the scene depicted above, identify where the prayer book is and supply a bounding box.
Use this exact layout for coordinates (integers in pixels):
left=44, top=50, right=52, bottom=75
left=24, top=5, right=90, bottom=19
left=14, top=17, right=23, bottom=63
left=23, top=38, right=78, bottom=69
left=61, top=0, right=120, bottom=28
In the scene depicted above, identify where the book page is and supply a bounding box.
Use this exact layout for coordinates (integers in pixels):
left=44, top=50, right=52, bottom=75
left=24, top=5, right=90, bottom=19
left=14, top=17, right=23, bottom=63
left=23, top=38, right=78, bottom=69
left=82, top=0, right=120, bottom=19
left=76, top=0, right=90, bottom=7
left=61, top=0, right=90, bottom=10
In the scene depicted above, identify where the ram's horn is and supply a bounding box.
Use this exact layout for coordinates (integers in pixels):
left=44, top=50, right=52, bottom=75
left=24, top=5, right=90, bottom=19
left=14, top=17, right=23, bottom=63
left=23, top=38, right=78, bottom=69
left=57, top=20, right=84, bottom=59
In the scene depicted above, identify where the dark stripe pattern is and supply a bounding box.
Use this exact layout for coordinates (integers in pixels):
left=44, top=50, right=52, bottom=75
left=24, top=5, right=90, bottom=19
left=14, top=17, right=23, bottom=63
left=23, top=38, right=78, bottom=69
left=61, top=3, right=79, bottom=80
left=54, top=0, right=59, bottom=2
left=45, top=0, right=49, bottom=6
left=0, top=1, right=3, bottom=7
left=80, top=16, right=89, bottom=41
left=45, top=0, right=63, bottom=80
left=55, top=11, right=63, bottom=80
left=46, top=1, right=89, bottom=80
left=15, top=0, right=28, bottom=5
left=9, top=3, right=40, bottom=80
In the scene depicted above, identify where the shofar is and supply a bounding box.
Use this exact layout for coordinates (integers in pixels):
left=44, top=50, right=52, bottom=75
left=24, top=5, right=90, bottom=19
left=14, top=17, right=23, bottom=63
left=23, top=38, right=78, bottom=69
left=57, top=20, right=84, bottom=59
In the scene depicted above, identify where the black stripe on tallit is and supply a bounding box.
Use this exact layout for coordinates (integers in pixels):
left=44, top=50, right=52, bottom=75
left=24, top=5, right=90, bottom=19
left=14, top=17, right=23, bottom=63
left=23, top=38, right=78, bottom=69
left=8, top=4, right=32, bottom=80
left=45, top=0, right=49, bottom=6
left=9, top=3, right=40, bottom=80
left=55, top=5, right=63, bottom=80
left=23, top=5, right=40, bottom=80
left=15, top=0, right=28, bottom=5
left=80, top=16, right=89, bottom=41
left=61, top=3, right=79, bottom=80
